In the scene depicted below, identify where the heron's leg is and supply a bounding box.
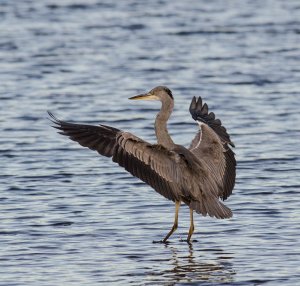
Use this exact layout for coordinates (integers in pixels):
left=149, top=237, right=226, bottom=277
left=187, top=208, right=194, bottom=244
left=162, top=200, right=181, bottom=243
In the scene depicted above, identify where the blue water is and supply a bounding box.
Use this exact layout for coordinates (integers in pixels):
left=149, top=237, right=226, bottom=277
left=1, top=0, right=300, bottom=285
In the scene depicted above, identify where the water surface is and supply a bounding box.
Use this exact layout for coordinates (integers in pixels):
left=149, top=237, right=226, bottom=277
left=1, top=0, right=300, bottom=285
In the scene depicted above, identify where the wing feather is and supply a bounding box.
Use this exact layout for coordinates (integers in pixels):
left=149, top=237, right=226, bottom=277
left=48, top=111, right=182, bottom=202
left=189, top=96, right=235, bottom=147
left=188, top=97, right=236, bottom=201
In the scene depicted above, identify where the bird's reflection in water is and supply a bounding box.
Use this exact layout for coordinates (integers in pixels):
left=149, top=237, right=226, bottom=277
left=146, top=243, right=235, bottom=284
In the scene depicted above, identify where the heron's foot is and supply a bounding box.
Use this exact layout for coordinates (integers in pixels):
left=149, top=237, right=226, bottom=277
left=152, top=239, right=171, bottom=244
left=179, top=238, right=198, bottom=244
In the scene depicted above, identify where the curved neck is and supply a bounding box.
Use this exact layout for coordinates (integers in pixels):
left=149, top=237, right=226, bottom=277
left=155, top=98, right=174, bottom=148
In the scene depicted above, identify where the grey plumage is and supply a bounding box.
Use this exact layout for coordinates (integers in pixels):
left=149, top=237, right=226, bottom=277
left=49, top=86, right=236, bottom=243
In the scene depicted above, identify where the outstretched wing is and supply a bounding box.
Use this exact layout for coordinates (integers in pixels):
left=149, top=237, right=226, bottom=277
left=48, top=111, right=185, bottom=202
left=189, top=97, right=235, bottom=147
left=48, top=111, right=233, bottom=219
left=188, top=97, right=236, bottom=200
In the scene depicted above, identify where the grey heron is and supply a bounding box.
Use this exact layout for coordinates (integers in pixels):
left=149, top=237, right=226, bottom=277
left=48, top=86, right=236, bottom=243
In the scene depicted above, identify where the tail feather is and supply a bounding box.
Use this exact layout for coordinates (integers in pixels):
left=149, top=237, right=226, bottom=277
left=190, top=198, right=232, bottom=219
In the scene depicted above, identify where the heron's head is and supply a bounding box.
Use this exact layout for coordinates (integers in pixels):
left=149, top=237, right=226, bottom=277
left=129, top=86, right=173, bottom=102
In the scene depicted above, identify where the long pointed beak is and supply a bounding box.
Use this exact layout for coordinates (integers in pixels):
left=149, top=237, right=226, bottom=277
left=129, top=93, right=158, bottom=100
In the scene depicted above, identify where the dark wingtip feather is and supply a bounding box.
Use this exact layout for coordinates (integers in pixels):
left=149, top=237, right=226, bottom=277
left=47, top=110, right=56, bottom=120
left=189, top=96, right=197, bottom=115
left=52, top=125, right=62, bottom=130
left=189, top=96, right=235, bottom=147
left=47, top=110, right=61, bottom=125
left=196, top=96, right=202, bottom=111
left=201, top=103, right=208, bottom=115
